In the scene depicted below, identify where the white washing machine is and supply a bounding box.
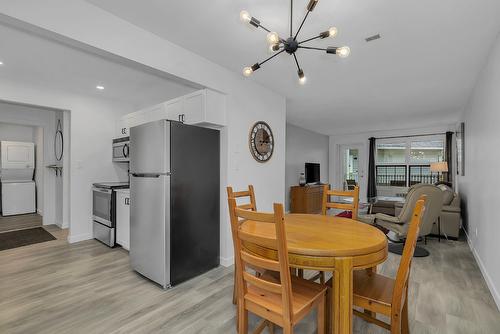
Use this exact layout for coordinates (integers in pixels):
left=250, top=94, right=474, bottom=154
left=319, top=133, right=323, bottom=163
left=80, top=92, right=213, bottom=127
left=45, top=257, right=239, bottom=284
left=0, top=141, right=36, bottom=216
left=1, top=180, right=36, bottom=216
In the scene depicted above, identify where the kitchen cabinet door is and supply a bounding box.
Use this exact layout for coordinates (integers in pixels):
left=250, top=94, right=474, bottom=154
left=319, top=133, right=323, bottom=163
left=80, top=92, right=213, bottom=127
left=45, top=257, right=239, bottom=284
left=165, top=98, right=183, bottom=122
left=182, top=91, right=204, bottom=125
left=115, top=118, right=129, bottom=138
left=116, top=191, right=130, bottom=250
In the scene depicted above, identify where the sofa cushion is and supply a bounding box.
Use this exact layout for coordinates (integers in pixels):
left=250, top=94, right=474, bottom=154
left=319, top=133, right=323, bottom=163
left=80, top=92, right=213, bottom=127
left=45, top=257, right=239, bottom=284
left=437, top=184, right=454, bottom=205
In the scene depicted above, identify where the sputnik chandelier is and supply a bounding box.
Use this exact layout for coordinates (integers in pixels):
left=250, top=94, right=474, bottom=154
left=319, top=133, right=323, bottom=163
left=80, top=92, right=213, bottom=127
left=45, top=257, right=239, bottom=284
left=240, top=0, right=350, bottom=84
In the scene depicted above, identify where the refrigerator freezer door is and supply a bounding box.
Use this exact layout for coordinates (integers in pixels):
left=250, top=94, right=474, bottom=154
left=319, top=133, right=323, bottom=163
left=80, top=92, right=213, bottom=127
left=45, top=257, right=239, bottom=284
left=130, top=174, right=170, bottom=288
left=170, top=122, right=220, bottom=286
left=129, top=120, right=169, bottom=174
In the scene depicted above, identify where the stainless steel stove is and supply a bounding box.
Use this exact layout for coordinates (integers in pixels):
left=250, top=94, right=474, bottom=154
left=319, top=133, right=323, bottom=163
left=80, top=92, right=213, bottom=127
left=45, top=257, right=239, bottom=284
left=92, top=182, right=129, bottom=247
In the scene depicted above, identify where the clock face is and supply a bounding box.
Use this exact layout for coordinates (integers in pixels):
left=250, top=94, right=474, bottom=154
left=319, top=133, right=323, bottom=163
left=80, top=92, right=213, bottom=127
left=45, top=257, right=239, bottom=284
left=249, top=121, right=274, bottom=163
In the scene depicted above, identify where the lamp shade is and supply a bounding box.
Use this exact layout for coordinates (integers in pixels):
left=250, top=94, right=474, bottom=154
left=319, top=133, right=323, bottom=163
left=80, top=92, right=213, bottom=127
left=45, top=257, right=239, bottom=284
left=430, top=161, right=448, bottom=172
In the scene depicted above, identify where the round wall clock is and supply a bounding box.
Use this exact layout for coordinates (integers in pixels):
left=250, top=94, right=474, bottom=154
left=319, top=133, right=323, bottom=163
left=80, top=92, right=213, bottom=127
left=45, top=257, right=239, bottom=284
left=249, top=121, right=274, bottom=163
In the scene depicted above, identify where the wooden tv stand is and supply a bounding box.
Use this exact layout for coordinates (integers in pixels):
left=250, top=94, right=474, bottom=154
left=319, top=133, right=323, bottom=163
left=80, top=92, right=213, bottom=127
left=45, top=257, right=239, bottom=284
left=290, top=184, right=325, bottom=214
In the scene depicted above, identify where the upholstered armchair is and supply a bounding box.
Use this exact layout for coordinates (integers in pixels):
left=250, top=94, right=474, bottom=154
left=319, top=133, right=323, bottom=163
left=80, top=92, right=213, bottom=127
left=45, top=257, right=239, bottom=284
left=359, top=184, right=444, bottom=257
left=395, top=184, right=461, bottom=239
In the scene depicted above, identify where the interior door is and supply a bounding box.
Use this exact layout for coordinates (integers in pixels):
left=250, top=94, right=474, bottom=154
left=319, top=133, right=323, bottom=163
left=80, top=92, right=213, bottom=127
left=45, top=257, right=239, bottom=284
left=338, top=143, right=366, bottom=201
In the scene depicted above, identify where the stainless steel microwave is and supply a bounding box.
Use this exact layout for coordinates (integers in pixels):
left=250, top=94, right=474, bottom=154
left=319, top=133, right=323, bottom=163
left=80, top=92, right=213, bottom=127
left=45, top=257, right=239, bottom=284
left=112, top=137, right=129, bottom=162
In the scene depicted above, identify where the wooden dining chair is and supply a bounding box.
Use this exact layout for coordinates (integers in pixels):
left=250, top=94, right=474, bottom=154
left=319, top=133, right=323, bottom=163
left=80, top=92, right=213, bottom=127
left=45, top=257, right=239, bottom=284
left=227, top=185, right=259, bottom=305
left=228, top=198, right=327, bottom=334
left=327, top=195, right=427, bottom=334
left=227, top=185, right=258, bottom=212
left=322, top=185, right=360, bottom=220
left=308, top=185, right=361, bottom=285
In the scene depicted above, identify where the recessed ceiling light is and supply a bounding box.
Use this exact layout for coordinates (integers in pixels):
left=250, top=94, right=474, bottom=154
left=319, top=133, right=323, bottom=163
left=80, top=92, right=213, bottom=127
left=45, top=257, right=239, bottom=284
left=96, top=85, right=105, bottom=90
left=0, top=61, right=3, bottom=65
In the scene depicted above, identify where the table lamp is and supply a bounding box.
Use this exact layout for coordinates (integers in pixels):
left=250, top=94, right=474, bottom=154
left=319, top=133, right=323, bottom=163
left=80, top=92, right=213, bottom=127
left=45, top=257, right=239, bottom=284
left=430, top=161, right=448, bottom=182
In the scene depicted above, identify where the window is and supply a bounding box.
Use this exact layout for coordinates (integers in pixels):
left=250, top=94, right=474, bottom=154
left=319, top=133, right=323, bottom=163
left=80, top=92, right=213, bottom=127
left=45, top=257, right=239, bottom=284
left=376, top=136, right=445, bottom=187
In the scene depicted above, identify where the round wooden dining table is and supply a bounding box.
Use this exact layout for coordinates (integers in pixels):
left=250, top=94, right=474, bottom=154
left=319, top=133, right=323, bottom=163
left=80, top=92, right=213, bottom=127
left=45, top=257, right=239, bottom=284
left=240, top=213, right=388, bottom=334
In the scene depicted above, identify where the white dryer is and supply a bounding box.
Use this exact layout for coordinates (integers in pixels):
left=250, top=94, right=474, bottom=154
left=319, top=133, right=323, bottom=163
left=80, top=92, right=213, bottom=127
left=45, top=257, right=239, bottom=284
left=0, top=141, right=36, bottom=216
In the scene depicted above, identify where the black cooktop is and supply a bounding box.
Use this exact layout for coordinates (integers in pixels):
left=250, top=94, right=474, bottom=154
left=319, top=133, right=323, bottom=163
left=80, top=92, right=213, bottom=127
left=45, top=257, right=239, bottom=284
left=93, top=182, right=129, bottom=190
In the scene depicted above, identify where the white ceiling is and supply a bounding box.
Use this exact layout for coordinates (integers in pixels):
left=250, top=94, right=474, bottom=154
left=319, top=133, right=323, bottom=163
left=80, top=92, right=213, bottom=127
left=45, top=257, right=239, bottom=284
left=0, top=23, right=198, bottom=110
left=86, top=0, right=500, bottom=135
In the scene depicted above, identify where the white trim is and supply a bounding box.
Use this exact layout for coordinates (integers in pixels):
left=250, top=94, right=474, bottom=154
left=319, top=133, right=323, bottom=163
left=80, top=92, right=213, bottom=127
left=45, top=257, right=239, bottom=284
left=67, top=233, right=92, bottom=244
left=220, top=256, right=234, bottom=268
left=465, top=230, right=500, bottom=311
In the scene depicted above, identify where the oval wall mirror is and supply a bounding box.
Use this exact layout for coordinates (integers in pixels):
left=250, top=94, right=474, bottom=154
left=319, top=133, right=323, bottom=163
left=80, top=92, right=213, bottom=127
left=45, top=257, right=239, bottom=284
left=55, top=119, right=64, bottom=161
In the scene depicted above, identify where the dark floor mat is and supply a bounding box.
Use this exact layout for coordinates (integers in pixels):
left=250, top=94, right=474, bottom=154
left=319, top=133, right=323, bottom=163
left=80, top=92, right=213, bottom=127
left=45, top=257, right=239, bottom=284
left=0, top=227, right=56, bottom=251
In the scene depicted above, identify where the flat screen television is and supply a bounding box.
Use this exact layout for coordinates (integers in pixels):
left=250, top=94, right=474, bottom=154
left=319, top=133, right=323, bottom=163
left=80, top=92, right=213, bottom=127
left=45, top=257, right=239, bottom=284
left=305, top=163, right=320, bottom=184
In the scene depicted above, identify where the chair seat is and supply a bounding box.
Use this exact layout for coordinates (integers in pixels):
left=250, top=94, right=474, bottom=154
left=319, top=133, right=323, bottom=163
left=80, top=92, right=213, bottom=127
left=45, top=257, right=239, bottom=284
left=325, top=270, right=394, bottom=314
left=353, top=270, right=395, bottom=316
left=245, top=275, right=326, bottom=323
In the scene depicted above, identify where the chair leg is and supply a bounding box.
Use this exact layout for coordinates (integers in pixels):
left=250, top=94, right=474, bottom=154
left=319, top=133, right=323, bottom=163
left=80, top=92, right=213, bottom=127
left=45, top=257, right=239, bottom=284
left=267, top=322, right=275, bottom=334
left=282, top=324, right=293, bottom=334
left=298, top=269, right=304, bottom=278
left=317, top=297, right=326, bottom=334
left=238, top=300, right=248, bottom=334
left=402, top=297, right=410, bottom=334
left=319, top=271, right=325, bottom=285
left=233, top=271, right=237, bottom=305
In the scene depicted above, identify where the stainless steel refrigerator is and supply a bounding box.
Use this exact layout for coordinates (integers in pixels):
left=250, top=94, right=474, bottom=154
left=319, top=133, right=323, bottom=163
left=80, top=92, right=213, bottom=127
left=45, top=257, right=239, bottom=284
left=129, top=120, right=220, bottom=289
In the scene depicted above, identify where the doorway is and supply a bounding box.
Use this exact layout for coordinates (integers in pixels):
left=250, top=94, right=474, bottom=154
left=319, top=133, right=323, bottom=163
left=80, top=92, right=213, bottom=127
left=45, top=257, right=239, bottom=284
left=337, top=143, right=366, bottom=200
left=0, top=101, right=70, bottom=236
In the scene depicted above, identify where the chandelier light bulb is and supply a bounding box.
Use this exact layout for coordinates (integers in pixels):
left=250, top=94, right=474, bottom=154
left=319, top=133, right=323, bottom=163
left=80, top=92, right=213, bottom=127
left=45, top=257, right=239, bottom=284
left=337, top=46, right=351, bottom=58
left=267, top=32, right=280, bottom=45
left=240, top=10, right=251, bottom=24
left=298, top=69, right=306, bottom=84
left=269, top=43, right=280, bottom=52
left=242, top=66, right=253, bottom=77
left=328, top=27, right=338, bottom=38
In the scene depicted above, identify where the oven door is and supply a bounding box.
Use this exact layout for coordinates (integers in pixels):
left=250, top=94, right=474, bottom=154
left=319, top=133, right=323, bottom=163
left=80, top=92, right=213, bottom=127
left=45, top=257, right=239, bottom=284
left=113, top=142, right=129, bottom=162
left=92, top=187, right=113, bottom=226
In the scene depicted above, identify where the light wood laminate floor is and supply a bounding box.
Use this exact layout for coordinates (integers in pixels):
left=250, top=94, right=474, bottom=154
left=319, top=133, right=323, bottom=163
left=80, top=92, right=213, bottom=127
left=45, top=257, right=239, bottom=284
left=0, top=213, right=42, bottom=233
left=0, top=228, right=498, bottom=334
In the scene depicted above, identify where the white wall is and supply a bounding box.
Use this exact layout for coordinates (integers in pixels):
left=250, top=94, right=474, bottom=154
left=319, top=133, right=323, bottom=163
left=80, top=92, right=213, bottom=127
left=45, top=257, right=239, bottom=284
left=0, top=1, right=287, bottom=265
left=0, top=122, right=35, bottom=142
left=458, top=32, right=500, bottom=310
left=285, top=123, right=329, bottom=210
left=329, top=124, right=457, bottom=202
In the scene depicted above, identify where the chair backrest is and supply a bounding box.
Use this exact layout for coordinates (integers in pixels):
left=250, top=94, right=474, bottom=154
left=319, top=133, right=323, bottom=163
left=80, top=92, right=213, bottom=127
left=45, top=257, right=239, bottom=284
left=227, top=185, right=257, bottom=211
left=227, top=199, right=293, bottom=321
left=397, top=184, right=443, bottom=236
left=322, top=185, right=360, bottom=220
left=391, top=195, right=426, bottom=325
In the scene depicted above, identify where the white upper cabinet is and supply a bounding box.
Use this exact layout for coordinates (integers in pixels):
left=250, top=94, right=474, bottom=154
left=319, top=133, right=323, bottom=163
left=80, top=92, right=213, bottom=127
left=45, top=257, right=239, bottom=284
left=182, top=89, right=226, bottom=127
left=115, top=89, right=226, bottom=138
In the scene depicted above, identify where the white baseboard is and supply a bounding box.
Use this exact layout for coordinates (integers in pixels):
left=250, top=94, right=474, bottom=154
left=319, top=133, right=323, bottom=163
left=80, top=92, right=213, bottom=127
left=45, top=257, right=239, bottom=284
left=466, top=230, right=500, bottom=311
left=220, top=256, right=234, bottom=268
left=67, top=233, right=92, bottom=244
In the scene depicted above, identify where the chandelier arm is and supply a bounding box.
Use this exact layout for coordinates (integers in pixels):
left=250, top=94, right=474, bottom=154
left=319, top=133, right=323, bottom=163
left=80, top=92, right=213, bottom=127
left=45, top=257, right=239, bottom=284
left=294, top=10, right=311, bottom=40
left=292, top=54, right=301, bottom=71
left=258, top=49, right=286, bottom=66
left=298, top=34, right=322, bottom=45
left=298, top=46, right=327, bottom=51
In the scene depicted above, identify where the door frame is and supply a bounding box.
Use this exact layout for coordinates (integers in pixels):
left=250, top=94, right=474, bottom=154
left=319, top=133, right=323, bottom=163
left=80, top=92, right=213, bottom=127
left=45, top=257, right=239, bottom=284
left=336, top=143, right=366, bottom=202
